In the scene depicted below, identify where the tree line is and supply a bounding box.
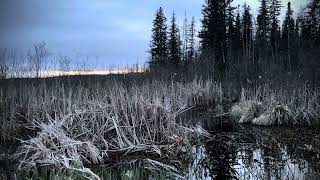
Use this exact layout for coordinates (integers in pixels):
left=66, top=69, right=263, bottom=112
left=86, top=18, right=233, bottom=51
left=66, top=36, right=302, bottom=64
left=149, top=8, right=198, bottom=74
left=148, top=0, right=320, bottom=83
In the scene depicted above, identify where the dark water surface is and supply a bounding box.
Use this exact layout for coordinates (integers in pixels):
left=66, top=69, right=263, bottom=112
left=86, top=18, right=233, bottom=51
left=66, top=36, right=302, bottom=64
left=2, top=117, right=320, bottom=180
left=92, top=117, right=320, bottom=180
left=184, top=125, right=320, bottom=180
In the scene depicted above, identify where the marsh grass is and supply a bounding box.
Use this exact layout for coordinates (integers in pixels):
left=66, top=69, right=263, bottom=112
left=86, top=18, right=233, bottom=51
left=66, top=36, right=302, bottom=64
left=233, top=84, right=320, bottom=126
left=0, top=77, right=219, bottom=177
left=18, top=159, right=179, bottom=180
left=1, top=76, right=320, bottom=178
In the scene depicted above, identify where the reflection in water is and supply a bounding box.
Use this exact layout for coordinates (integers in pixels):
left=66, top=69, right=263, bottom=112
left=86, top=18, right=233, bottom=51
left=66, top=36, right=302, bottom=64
left=3, top=116, right=320, bottom=179
left=92, top=126, right=320, bottom=180
left=235, top=145, right=309, bottom=180
left=184, top=146, right=211, bottom=180
left=183, top=123, right=320, bottom=180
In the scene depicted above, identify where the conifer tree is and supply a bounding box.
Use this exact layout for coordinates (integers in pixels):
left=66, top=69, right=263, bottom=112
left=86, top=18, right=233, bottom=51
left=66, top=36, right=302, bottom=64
left=269, top=0, right=282, bottom=51
left=300, top=13, right=311, bottom=43
left=281, top=2, right=295, bottom=70
left=256, top=0, right=269, bottom=51
left=182, top=13, right=189, bottom=62
left=187, top=17, right=196, bottom=61
left=234, top=8, right=242, bottom=51
left=199, top=0, right=233, bottom=77
left=282, top=2, right=295, bottom=53
left=242, top=4, right=253, bottom=58
left=149, top=7, right=168, bottom=71
left=294, top=19, right=300, bottom=39
left=306, top=0, right=320, bottom=45
left=226, top=4, right=236, bottom=52
left=168, top=12, right=182, bottom=70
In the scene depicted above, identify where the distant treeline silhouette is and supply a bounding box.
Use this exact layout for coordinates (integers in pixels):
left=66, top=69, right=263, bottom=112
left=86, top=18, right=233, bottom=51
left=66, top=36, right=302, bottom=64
left=148, top=0, right=320, bottom=85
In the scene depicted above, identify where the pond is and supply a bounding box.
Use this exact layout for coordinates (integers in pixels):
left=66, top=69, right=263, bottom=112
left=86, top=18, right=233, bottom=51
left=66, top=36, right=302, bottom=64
left=2, top=116, right=320, bottom=180
left=184, top=125, right=320, bottom=180
left=90, top=117, right=320, bottom=180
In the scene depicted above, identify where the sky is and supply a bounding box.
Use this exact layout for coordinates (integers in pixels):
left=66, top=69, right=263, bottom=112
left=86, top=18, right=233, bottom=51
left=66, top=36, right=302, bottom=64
left=0, top=0, right=308, bottom=69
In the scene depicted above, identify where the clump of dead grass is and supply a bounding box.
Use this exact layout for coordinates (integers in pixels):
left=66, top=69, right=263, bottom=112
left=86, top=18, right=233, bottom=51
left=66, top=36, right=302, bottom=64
left=9, top=79, right=214, bottom=177
left=235, top=84, right=320, bottom=126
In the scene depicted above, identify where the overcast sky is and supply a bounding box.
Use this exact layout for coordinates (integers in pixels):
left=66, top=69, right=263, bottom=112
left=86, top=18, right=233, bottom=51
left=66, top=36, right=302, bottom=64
left=0, top=0, right=308, bottom=69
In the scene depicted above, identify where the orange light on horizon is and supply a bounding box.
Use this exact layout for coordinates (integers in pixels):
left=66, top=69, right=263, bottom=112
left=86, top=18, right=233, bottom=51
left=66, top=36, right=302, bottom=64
left=41, top=67, right=145, bottom=77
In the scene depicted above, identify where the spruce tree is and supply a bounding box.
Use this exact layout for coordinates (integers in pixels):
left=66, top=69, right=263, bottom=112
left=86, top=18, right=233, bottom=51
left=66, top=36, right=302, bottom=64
left=281, top=2, right=295, bottom=70
left=269, top=0, right=282, bottom=52
left=306, top=0, right=320, bottom=45
left=242, top=4, right=253, bottom=57
left=282, top=2, right=295, bottom=53
left=226, top=4, right=236, bottom=52
left=199, top=0, right=212, bottom=51
left=294, top=19, right=300, bottom=39
left=168, top=12, right=182, bottom=70
left=234, top=8, right=242, bottom=51
left=149, top=7, right=168, bottom=71
left=187, top=17, right=196, bottom=61
left=182, top=13, right=189, bottom=62
left=199, top=0, right=233, bottom=78
left=300, top=13, right=311, bottom=43
left=256, top=0, right=269, bottom=51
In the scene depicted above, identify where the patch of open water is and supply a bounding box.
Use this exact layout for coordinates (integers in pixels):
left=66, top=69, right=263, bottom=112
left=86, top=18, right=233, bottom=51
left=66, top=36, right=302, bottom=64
left=93, top=125, right=320, bottom=180
left=2, top=118, right=320, bottom=180
left=183, top=122, right=320, bottom=180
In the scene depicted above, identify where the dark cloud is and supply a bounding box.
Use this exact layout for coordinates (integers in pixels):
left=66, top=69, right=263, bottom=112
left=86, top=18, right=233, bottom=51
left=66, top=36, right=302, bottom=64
left=0, top=0, right=308, bottom=68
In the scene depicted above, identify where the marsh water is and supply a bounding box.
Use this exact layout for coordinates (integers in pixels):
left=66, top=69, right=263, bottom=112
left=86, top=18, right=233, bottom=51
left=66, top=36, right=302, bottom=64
left=184, top=126, right=320, bottom=180
left=2, top=114, right=320, bottom=180
left=88, top=113, right=320, bottom=180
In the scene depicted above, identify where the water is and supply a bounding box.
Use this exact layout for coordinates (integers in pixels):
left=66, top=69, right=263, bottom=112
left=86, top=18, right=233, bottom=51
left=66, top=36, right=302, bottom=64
left=234, top=146, right=308, bottom=179
left=92, top=125, right=320, bottom=180
left=183, top=123, right=320, bottom=180
left=2, top=117, right=320, bottom=179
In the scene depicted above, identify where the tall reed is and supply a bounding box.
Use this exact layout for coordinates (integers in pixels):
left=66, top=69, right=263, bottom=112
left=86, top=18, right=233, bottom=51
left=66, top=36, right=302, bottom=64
left=233, top=83, right=320, bottom=126
left=0, top=77, right=219, bottom=174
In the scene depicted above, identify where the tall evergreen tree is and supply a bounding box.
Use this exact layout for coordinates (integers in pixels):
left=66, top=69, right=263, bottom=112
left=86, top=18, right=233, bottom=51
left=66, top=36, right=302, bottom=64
left=300, top=12, right=311, bottom=43
left=269, top=0, right=282, bottom=51
left=234, top=8, right=242, bottom=51
left=182, top=13, right=189, bottom=62
left=306, top=0, right=320, bottom=45
left=187, top=17, right=196, bottom=61
left=294, top=19, right=300, bottom=39
left=199, top=0, right=233, bottom=77
left=282, top=2, right=295, bottom=52
left=256, top=0, right=269, bottom=51
left=242, top=4, right=253, bottom=57
left=149, top=7, right=168, bottom=71
left=168, top=12, right=182, bottom=70
left=226, top=4, right=236, bottom=52
left=282, top=2, right=295, bottom=70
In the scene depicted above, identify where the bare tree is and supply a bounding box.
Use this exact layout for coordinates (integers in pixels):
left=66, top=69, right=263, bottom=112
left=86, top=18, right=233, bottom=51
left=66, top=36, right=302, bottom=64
left=27, top=41, right=48, bottom=78
left=6, top=49, right=25, bottom=78
left=58, top=55, right=71, bottom=75
left=0, top=49, right=9, bottom=79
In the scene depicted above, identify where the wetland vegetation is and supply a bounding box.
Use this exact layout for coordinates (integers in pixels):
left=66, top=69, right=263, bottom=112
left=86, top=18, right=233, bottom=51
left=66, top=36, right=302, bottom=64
left=1, top=0, right=320, bottom=179
left=1, top=76, right=320, bottom=179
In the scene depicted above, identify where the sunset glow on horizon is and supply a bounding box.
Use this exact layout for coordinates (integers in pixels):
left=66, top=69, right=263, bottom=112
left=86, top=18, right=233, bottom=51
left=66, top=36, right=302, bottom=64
left=41, top=68, right=145, bottom=77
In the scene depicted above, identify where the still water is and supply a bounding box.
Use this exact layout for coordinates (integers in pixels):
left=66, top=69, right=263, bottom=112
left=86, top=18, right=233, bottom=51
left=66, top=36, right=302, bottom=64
left=2, top=117, right=320, bottom=179
left=94, top=124, right=320, bottom=180
left=185, top=126, right=320, bottom=180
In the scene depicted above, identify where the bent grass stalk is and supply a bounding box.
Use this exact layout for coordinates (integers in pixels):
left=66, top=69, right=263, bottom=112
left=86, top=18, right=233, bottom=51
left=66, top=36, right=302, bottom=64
left=0, top=79, right=218, bottom=177
left=234, top=84, right=320, bottom=126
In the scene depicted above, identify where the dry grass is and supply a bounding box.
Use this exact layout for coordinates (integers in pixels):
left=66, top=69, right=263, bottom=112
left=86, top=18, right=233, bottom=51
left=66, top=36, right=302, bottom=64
left=1, top=76, right=320, bottom=178
left=252, top=104, right=296, bottom=126
left=0, top=78, right=218, bottom=176
left=235, top=84, right=320, bottom=126
left=231, top=100, right=263, bottom=124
